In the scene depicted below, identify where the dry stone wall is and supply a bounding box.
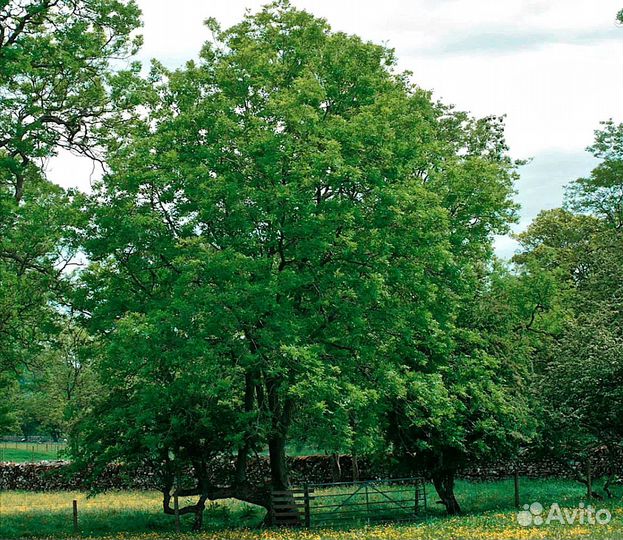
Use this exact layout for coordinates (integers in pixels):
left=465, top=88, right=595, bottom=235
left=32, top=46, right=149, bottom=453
left=3, top=454, right=614, bottom=492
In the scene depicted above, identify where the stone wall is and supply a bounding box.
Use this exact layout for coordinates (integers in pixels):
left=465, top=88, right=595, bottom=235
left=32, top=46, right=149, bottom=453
left=1, top=454, right=604, bottom=492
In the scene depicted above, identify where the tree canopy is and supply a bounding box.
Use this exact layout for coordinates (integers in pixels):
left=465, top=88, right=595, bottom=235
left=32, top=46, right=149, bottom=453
left=0, top=0, right=140, bottom=373
left=515, top=121, right=623, bottom=498
left=0, top=0, right=140, bottom=449
left=63, top=1, right=532, bottom=524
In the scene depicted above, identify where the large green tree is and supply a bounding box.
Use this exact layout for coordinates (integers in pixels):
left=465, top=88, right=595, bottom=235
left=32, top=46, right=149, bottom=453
left=70, top=1, right=530, bottom=526
left=73, top=2, right=454, bottom=525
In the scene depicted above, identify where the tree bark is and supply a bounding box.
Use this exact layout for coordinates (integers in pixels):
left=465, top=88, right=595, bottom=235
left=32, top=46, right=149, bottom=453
left=235, top=372, right=256, bottom=485
left=192, top=494, right=208, bottom=531
left=265, top=375, right=293, bottom=492
left=162, top=482, right=272, bottom=531
left=603, top=473, right=614, bottom=499
left=432, top=470, right=461, bottom=515
left=266, top=396, right=296, bottom=527
left=268, top=434, right=290, bottom=491
left=330, top=452, right=341, bottom=482
left=352, top=452, right=360, bottom=482
left=569, top=462, right=604, bottom=500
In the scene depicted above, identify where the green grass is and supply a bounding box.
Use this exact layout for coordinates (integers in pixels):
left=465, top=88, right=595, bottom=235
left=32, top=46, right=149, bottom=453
left=0, top=490, right=264, bottom=538
left=1, top=478, right=622, bottom=539
left=0, top=443, right=66, bottom=463
left=453, top=477, right=590, bottom=514
left=0, top=442, right=313, bottom=464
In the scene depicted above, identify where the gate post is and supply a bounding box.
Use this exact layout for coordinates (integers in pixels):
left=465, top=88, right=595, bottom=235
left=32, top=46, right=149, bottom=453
left=303, top=483, right=311, bottom=528
left=415, top=483, right=420, bottom=514
left=365, top=484, right=370, bottom=524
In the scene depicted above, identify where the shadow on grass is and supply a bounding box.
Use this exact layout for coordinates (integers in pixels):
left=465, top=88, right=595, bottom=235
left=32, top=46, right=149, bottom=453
left=1, top=478, right=621, bottom=538
left=0, top=496, right=265, bottom=538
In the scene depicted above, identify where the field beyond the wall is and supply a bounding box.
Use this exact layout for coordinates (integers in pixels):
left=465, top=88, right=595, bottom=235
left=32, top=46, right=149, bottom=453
left=1, top=478, right=623, bottom=540
left=0, top=442, right=66, bottom=463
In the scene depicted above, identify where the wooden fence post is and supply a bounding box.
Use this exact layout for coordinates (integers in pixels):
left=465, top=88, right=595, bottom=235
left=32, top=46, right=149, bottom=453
left=303, top=483, right=311, bottom=528
left=514, top=471, right=520, bottom=508
left=72, top=499, right=79, bottom=535
left=174, top=478, right=181, bottom=533
left=415, top=483, right=420, bottom=514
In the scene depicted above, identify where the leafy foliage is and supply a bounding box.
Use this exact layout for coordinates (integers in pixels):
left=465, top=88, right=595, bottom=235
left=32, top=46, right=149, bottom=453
left=0, top=0, right=140, bottom=435
left=65, top=1, right=532, bottom=524
left=515, top=121, right=623, bottom=497
left=0, top=0, right=141, bottom=200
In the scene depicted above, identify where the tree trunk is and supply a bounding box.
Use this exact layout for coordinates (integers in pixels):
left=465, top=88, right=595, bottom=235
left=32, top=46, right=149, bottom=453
left=570, top=461, right=604, bottom=500
left=352, top=452, right=360, bottom=482
left=432, top=470, right=461, bottom=515
left=163, top=483, right=272, bottom=530
left=331, top=453, right=341, bottom=482
left=603, top=472, right=614, bottom=499
left=192, top=495, right=208, bottom=531
left=265, top=376, right=293, bottom=492
left=268, top=434, right=290, bottom=490
left=267, top=432, right=301, bottom=527
left=235, top=373, right=256, bottom=485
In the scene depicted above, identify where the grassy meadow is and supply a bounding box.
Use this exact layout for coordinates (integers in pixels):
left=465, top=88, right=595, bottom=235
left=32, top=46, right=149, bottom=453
left=0, top=442, right=66, bottom=463
left=1, top=478, right=622, bottom=539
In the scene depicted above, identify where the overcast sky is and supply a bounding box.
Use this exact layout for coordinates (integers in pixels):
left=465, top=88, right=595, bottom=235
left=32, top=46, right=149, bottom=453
left=47, top=0, right=623, bottom=258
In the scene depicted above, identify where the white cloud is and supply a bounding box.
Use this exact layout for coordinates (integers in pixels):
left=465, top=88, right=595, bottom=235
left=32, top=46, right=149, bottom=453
left=494, top=234, right=520, bottom=260
left=45, top=150, right=102, bottom=193
left=405, top=39, right=623, bottom=157
left=47, top=0, right=623, bottom=254
left=131, top=0, right=623, bottom=159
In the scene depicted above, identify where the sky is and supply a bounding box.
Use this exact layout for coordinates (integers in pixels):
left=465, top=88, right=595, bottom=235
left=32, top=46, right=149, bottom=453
left=46, top=0, right=623, bottom=258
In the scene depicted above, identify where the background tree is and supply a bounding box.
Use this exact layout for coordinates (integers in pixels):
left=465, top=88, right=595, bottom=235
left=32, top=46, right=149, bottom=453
left=0, top=0, right=141, bottom=436
left=0, top=0, right=141, bottom=202
left=13, top=323, right=96, bottom=439
left=389, top=262, right=543, bottom=513
left=0, top=372, right=20, bottom=435
left=383, top=99, right=532, bottom=513
left=515, top=121, right=623, bottom=498
left=0, top=181, right=79, bottom=376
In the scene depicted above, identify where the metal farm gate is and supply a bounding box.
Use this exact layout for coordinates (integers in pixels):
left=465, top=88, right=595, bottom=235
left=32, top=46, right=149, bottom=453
left=270, top=477, right=427, bottom=527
